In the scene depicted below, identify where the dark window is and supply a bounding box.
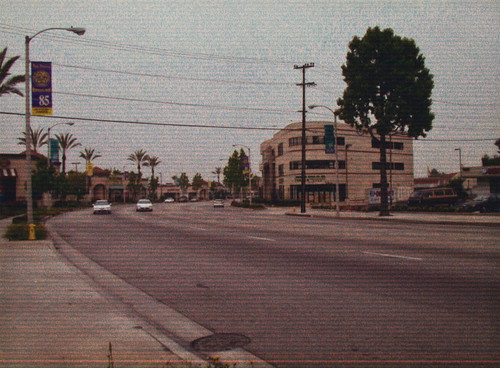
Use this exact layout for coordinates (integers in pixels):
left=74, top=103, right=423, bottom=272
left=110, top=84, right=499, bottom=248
left=277, top=143, right=284, bottom=156
left=278, top=164, right=284, bottom=176
left=372, top=138, right=403, bottom=150
left=372, top=162, right=405, bottom=170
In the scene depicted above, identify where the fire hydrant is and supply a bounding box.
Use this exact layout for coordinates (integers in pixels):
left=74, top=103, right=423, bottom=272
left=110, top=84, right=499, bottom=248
left=28, top=224, right=36, bottom=240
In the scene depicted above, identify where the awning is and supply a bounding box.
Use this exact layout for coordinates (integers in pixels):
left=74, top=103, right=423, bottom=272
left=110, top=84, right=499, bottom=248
left=0, top=168, right=17, bottom=177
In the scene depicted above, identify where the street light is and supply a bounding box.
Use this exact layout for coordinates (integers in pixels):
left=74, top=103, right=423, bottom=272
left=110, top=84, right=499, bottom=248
left=308, top=104, right=340, bottom=217
left=25, top=27, right=85, bottom=231
left=232, top=144, right=252, bottom=205
left=47, top=122, right=74, bottom=164
left=345, top=144, right=352, bottom=201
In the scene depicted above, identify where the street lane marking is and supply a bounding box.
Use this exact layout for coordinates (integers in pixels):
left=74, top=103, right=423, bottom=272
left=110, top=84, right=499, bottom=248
left=247, top=236, right=276, bottom=242
left=363, top=251, right=423, bottom=261
left=187, top=226, right=207, bottom=231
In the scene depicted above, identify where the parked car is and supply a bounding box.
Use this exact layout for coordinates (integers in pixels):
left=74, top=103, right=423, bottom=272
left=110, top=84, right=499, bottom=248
left=213, top=199, right=224, bottom=208
left=178, top=196, right=188, bottom=202
left=93, top=200, right=111, bottom=214
left=408, top=188, right=458, bottom=207
left=164, top=197, right=175, bottom=203
left=461, top=194, right=500, bottom=213
left=136, top=199, right=153, bottom=212
left=190, top=197, right=199, bottom=202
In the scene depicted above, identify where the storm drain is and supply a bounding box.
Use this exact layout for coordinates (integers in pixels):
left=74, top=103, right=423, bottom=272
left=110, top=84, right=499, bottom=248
left=191, top=333, right=251, bottom=352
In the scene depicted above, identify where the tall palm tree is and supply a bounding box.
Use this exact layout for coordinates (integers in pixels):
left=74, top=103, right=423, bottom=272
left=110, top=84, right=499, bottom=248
left=143, top=155, right=161, bottom=179
left=55, top=132, right=81, bottom=174
left=212, top=167, right=222, bottom=184
left=0, top=47, right=24, bottom=97
left=17, top=127, right=48, bottom=153
left=127, top=149, right=148, bottom=177
left=79, top=147, right=101, bottom=164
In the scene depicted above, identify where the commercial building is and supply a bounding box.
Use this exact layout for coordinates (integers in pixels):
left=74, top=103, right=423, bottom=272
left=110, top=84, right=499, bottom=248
left=260, top=121, right=414, bottom=206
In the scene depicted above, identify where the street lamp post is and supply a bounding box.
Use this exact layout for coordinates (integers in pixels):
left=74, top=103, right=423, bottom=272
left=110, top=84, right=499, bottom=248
left=345, top=144, right=352, bottom=201
left=232, top=144, right=252, bottom=205
left=309, top=104, right=340, bottom=217
left=25, top=27, right=85, bottom=231
left=47, top=122, right=74, bottom=164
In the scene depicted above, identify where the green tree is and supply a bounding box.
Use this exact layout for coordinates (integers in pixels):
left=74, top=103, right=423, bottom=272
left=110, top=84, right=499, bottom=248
left=178, top=173, right=190, bottom=191
left=191, top=173, right=205, bottom=191
left=31, top=157, right=56, bottom=200
left=0, top=47, right=24, bottom=97
left=336, top=26, right=434, bottom=215
left=55, top=132, right=81, bottom=174
left=212, top=167, right=222, bottom=184
left=17, top=127, right=48, bottom=153
left=79, top=147, right=101, bottom=164
left=127, top=171, right=143, bottom=201
left=127, top=149, right=149, bottom=178
left=223, top=149, right=248, bottom=195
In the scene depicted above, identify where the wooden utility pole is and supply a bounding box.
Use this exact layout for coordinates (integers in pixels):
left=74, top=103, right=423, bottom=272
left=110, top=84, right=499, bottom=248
left=294, top=63, right=315, bottom=213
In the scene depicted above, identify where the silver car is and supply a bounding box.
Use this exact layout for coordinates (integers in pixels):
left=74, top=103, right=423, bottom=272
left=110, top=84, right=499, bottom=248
left=136, top=199, right=153, bottom=212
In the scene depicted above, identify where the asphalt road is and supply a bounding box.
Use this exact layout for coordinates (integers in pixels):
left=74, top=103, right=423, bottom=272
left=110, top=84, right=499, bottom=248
left=49, top=202, right=500, bottom=367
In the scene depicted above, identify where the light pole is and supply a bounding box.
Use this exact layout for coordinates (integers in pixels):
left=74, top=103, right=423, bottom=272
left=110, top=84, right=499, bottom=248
left=25, top=27, right=85, bottom=231
left=345, top=144, right=352, bottom=201
left=455, top=148, right=462, bottom=177
left=309, top=104, right=340, bottom=216
left=232, top=144, right=252, bottom=205
left=47, top=122, right=74, bottom=164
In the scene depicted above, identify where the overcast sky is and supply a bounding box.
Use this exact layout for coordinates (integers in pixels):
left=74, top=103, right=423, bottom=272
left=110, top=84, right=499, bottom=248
left=1, top=0, right=498, bottom=181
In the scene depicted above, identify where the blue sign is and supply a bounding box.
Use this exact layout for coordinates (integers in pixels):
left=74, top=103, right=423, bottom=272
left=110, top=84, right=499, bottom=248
left=31, top=62, right=52, bottom=116
left=49, top=138, right=59, bottom=164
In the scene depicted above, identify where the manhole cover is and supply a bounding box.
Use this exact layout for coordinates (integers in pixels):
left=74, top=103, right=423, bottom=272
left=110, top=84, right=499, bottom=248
left=191, top=333, right=251, bottom=351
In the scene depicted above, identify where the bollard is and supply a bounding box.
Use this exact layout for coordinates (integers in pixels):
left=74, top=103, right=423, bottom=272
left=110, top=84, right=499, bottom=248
left=28, top=224, right=36, bottom=240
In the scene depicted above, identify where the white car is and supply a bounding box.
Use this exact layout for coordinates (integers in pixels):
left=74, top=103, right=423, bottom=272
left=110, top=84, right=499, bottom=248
left=136, top=199, right=153, bottom=212
left=213, top=199, right=224, bottom=208
left=164, top=197, right=175, bottom=203
left=93, top=200, right=111, bottom=214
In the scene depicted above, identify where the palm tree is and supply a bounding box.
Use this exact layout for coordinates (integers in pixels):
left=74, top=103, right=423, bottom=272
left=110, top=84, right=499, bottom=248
left=143, top=155, right=161, bottom=179
left=0, top=47, right=24, bottom=97
left=212, top=167, right=222, bottom=184
left=17, top=127, right=48, bottom=153
left=55, top=132, right=81, bottom=174
left=79, top=147, right=101, bottom=164
left=127, top=149, right=149, bottom=177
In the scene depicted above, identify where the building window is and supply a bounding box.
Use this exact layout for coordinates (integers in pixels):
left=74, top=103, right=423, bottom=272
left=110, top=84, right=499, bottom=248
left=372, top=162, right=405, bottom=170
left=277, top=143, right=284, bottom=156
left=289, top=136, right=345, bottom=147
left=289, top=137, right=301, bottom=147
left=278, top=164, right=284, bottom=176
left=289, top=160, right=346, bottom=170
left=372, top=138, right=404, bottom=150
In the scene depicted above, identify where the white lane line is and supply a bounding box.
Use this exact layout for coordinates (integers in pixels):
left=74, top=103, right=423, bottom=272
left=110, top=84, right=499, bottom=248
left=187, top=226, right=207, bottom=231
left=247, top=236, right=276, bottom=242
left=363, top=251, right=423, bottom=261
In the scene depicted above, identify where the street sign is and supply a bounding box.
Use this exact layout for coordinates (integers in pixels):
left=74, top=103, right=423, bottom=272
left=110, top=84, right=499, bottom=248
left=49, top=138, right=59, bottom=164
left=31, top=62, right=52, bottom=116
left=325, top=124, right=335, bottom=153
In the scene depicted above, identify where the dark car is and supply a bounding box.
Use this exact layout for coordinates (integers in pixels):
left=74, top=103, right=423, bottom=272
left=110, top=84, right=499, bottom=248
left=408, top=188, right=458, bottom=207
left=461, top=194, right=500, bottom=213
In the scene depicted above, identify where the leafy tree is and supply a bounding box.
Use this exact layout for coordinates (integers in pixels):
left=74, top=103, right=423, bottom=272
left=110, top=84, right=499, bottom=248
left=495, top=138, right=500, bottom=154
left=127, top=171, right=143, bottom=201
left=191, top=173, right=205, bottom=191
left=148, top=177, right=159, bottom=200
left=336, top=26, right=434, bottom=215
left=178, top=173, right=190, bottom=191
left=55, top=132, right=81, bottom=174
left=17, top=127, right=48, bottom=153
left=223, top=149, right=248, bottom=194
left=0, top=47, right=24, bottom=97
left=127, top=149, right=149, bottom=178
left=31, top=157, right=56, bottom=200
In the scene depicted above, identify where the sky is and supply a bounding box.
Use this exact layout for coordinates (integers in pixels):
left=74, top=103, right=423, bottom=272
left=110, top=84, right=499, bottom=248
left=1, top=0, right=498, bottom=182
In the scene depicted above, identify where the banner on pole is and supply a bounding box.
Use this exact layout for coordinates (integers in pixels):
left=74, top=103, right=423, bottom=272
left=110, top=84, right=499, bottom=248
left=324, top=125, right=335, bottom=153
left=31, top=62, right=52, bottom=116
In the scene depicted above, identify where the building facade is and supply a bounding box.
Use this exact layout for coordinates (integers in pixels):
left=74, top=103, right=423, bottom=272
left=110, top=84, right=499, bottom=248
left=260, top=121, right=414, bottom=206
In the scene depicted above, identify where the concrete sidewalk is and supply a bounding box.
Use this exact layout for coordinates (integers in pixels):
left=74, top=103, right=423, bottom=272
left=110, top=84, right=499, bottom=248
left=0, top=218, right=196, bottom=368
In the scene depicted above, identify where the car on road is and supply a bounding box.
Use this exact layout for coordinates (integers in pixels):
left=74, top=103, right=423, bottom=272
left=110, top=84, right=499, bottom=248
left=178, top=196, right=188, bottom=202
left=461, top=194, right=500, bottom=213
left=136, top=199, right=153, bottom=212
left=164, top=197, right=175, bottom=203
left=93, top=200, right=111, bottom=214
left=213, top=199, right=224, bottom=208
left=408, top=188, right=458, bottom=207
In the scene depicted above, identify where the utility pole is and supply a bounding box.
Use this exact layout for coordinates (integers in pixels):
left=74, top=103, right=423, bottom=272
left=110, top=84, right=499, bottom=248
left=294, top=63, right=316, bottom=214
